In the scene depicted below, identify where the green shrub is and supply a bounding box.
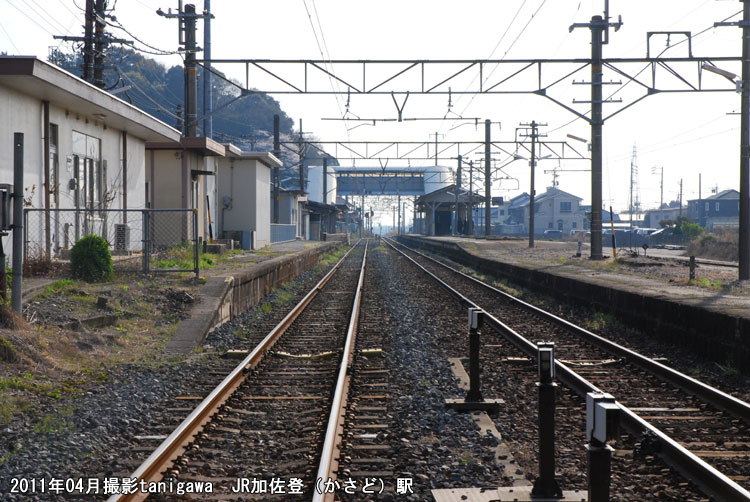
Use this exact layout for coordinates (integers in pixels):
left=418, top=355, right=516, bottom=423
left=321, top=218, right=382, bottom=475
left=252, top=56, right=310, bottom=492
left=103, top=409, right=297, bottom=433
left=71, top=235, right=113, bottom=282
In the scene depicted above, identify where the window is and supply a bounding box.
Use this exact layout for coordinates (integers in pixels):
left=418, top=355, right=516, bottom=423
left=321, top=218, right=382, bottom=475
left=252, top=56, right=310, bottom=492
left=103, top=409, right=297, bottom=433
left=560, top=201, right=572, bottom=213
left=72, top=131, right=103, bottom=210
left=49, top=123, right=59, bottom=205
left=548, top=221, right=553, bottom=228
left=705, top=202, right=710, bottom=212
left=558, top=220, right=564, bottom=230
left=716, top=202, right=720, bottom=211
left=572, top=221, right=577, bottom=229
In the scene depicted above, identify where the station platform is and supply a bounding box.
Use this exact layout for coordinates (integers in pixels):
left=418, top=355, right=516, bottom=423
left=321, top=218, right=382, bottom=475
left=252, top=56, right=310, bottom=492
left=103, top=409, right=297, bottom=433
left=398, top=235, right=750, bottom=373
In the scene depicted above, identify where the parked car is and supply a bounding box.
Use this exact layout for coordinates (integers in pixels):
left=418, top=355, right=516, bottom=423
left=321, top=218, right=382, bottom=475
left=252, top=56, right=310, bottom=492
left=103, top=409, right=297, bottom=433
left=543, top=229, right=563, bottom=239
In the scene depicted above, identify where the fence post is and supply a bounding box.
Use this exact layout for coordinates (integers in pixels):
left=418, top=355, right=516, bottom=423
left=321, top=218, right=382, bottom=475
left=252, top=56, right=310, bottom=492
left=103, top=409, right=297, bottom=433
left=23, top=209, right=28, bottom=263
left=142, top=210, right=150, bottom=275
left=12, top=133, right=24, bottom=314
left=193, top=209, right=199, bottom=278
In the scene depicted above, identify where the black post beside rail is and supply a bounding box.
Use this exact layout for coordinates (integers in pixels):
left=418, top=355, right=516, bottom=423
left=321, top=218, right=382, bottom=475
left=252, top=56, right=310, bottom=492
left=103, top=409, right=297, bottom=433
left=193, top=209, right=200, bottom=278
left=532, top=342, right=563, bottom=499
left=445, top=308, right=501, bottom=413
left=466, top=307, right=484, bottom=402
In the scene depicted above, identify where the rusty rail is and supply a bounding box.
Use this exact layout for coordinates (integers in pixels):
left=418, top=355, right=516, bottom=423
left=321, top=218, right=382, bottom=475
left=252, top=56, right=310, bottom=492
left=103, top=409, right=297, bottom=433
left=108, top=241, right=361, bottom=502
left=314, top=239, right=368, bottom=502
left=385, top=237, right=750, bottom=502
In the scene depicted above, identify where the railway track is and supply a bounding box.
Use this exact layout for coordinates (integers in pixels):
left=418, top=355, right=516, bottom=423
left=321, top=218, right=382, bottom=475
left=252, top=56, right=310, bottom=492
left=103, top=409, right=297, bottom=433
left=108, top=240, right=368, bottom=501
left=386, top=237, right=750, bottom=502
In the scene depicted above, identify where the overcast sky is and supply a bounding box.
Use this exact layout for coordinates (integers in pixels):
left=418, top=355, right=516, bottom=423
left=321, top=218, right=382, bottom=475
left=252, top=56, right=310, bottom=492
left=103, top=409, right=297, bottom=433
left=1, top=0, right=746, bottom=218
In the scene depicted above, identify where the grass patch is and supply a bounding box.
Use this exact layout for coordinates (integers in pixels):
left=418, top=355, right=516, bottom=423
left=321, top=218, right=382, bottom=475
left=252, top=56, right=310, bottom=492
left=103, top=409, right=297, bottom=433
left=690, top=277, right=723, bottom=291
left=261, top=303, right=272, bottom=313
left=33, top=405, right=74, bottom=434
left=582, top=311, right=616, bottom=332
left=0, top=395, right=31, bottom=425
left=35, top=279, right=77, bottom=299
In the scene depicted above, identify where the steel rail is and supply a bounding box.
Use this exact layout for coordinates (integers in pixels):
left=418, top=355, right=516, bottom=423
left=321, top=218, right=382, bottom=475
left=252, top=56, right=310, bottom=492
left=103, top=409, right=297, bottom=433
left=383, top=238, right=750, bottom=502
left=108, top=241, right=361, bottom=502
left=314, top=240, right=369, bottom=502
left=390, top=239, right=750, bottom=422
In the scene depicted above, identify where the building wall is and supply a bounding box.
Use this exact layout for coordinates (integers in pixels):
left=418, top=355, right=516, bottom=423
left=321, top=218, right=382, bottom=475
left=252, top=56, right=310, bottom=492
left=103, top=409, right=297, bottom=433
left=0, top=84, right=148, bottom=258
left=217, top=158, right=271, bottom=248
left=529, top=196, right=584, bottom=233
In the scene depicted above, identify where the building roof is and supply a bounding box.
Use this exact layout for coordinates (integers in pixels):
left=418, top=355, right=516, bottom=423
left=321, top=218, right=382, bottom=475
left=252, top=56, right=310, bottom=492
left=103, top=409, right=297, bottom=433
left=688, top=189, right=739, bottom=202
left=0, top=56, right=180, bottom=142
left=415, top=184, right=484, bottom=206
left=222, top=144, right=282, bottom=168
left=146, top=136, right=226, bottom=156
left=517, top=187, right=582, bottom=207
left=509, top=192, right=530, bottom=208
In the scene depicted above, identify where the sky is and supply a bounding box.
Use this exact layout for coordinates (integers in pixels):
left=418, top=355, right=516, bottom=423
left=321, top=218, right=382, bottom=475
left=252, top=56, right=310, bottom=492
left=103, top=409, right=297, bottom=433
left=0, top=0, right=746, bottom=225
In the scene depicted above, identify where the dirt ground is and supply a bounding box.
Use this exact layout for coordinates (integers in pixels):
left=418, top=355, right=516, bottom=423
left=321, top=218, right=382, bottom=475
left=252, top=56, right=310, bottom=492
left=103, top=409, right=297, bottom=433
left=451, top=237, right=750, bottom=298
left=0, top=242, right=332, bottom=432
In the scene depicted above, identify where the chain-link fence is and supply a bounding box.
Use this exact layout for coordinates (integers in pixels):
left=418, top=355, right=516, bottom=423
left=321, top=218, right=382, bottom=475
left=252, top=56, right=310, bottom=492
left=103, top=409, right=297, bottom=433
left=24, top=208, right=199, bottom=276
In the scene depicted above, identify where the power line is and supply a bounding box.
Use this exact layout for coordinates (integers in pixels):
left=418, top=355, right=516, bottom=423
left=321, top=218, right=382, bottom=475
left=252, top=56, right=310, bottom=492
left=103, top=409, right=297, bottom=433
left=22, top=0, right=75, bottom=35
left=107, top=18, right=182, bottom=56
left=0, top=18, right=20, bottom=54
left=548, top=9, right=743, bottom=135
left=301, top=0, right=347, bottom=139
left=6, top=0, right=55, bottom=36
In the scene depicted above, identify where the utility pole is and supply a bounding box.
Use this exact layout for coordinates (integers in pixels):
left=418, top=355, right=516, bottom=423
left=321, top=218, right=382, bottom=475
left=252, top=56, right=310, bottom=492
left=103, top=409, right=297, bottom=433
left=403, top=202, right=407, bottom=235
left=591, top=16, right=606, bottom=259
left=84, top=0, right=95, bottom=82
left=744, top=0, right=750, bottom=276
left=454, top=155, right=462, bottom=236
left=392, top=205, right=396, bottom=233
left=54, top=0, right=131, bottom=88
left=184, top=4, right=198, bottom=136
left=158, top=4, right=202, bottom=136
left=398, top=192, right=402, bottom=235
left=484, top=119, right=491, bottom=236
left=468, top=160, right=474, bottom=236
left=273, top=114, right=280, bottom=223
left=679, top=179, right=683, bottom=218
left=521, top=121, right=547, bottom=248
left=202, top=0, right=214, bottom=138
left=298, top=119, right=306, bottom=194
left=322, top=157, right=328, bottom=204
left=715, top=4, right=749, bottom=278
left=93, top=0, right=107, bottom=88
left=570, top=5, right=622, bottom=260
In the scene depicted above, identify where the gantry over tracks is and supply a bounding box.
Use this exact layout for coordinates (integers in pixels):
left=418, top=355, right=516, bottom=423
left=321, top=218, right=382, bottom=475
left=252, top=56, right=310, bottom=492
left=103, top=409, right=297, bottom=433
left=385, top=237, right=750, bottom=502
left=108, top=240, right=369, bottom=501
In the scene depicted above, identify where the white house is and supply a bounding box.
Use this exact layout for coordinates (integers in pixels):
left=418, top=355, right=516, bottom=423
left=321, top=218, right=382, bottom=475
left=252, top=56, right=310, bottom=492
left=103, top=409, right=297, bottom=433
left=518, top=187, right=585, bottom=234
left=0, top=56, right=181, bottom=258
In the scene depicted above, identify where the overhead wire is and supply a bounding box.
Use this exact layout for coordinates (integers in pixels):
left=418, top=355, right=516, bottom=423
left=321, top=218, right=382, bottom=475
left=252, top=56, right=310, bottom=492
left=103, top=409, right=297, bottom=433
left=0, top=18, right=20, bottom=53
left=547, top=8, right=744, bottom=135
left=22, top=0, right=75, bottom=36
left=447, top=0, right=529, bottom=120
left=302, top=0, right=349, bottom=140
left=6, top=0, right=56, bottom=36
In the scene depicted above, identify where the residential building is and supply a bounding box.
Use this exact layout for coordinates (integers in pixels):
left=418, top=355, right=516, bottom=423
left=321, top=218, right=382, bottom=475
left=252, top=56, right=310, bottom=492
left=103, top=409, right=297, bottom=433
left=687, top=189, right=739, bottom=230
left=518, top=187, right=585, bottom=234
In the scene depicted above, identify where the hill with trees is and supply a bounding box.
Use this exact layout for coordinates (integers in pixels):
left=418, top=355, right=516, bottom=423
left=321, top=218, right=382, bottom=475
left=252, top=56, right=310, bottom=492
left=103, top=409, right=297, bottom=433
left=48, top=47, right=294, bottom=144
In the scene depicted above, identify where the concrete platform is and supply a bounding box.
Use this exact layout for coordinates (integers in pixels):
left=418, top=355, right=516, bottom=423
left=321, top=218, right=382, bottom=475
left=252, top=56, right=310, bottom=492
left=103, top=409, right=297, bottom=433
left=166, top=240, right=342, bottom=354
left=432, top=486, right=587, bottom=501
left=399, top=235, right=750, bottom=374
